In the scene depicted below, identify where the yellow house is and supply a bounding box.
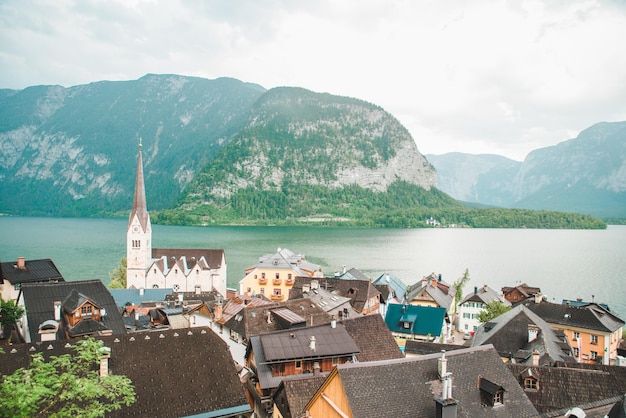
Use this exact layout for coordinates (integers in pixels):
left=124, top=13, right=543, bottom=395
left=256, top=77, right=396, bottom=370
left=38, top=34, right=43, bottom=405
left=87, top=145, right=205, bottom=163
left=239, top=248, right=322, bottom=301
left=526, top=300, right=624, bottom=365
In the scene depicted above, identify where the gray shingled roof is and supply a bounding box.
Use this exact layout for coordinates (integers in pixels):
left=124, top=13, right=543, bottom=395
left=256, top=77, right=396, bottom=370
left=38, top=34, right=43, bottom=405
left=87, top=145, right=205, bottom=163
left=1, top=258, right=64, bottom=285
left=461, top=284, right=509, bottom=306
left=0, top=327, right=251, bottom=417
left=273, top=375, right=327, bottom=418
left=19, top=280, right=126, bottom=342
left=320, top=345, right=538, bottom=418
left=524, top=300, right=624, bottom=333
left=341, top=314, right=404, bottom=362
left=290, top=277, right=380, bottom=314
left=471, top=304, right=572, bottom=364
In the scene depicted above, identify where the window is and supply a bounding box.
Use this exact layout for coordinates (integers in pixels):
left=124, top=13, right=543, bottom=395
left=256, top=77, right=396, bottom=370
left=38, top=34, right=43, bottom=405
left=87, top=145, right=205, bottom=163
left=173, top=284, right=180, bottom=292
left=132, top=240, right=141, bottom=248
left=573, top=347, right=579, bottom=357
left=573, top=331, right=580, bottom=340
left=295, top=360, right=302, bottom=369
left=153, top=284, right=159, bottom=288
left=493, top=390, right=503, bottom=405
left=261, top=273, right=266, bottom=279
left=464, top=324, right=468, bottom=331
left=260, top=287, right=265, bottom=295
left=590, top=335, right=598, bottom=345
left=153, top=268, right=157, bottom=274
left=288, top=274, right=292, bottom=280
left=332, top=357, right=338, bottom=365
left=275, top=273, right=280, bottom=279
left=273, top=288, right=282, bottom=296
left=403, top=321, right=411, bottom=329
left=463, top=313, right=470, bottom=319
left=81, top=305, right=93, bottom=315
left=524, top=377, right=538, bottom=390
left=591, top=351, right=598, bottom=360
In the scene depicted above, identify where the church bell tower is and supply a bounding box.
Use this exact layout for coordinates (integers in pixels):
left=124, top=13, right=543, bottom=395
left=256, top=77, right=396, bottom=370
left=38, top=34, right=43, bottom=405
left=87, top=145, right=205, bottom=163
left=126, top=140, right=152, bottom=289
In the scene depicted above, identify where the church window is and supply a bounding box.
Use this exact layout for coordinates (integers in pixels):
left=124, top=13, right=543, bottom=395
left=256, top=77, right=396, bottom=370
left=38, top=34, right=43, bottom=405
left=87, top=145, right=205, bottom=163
left=173, top=284, right=180, bottom=292
left=132, top=240, right=141, bottom=249
left=153, top=284, right=159, bottom=289
left=154, top=269, right=157, bottom=274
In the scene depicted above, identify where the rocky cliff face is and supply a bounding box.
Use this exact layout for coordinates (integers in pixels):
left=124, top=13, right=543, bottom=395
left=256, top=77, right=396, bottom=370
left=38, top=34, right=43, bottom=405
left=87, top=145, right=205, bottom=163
left=427, top=121, right=626, bottom=218
left=194, top=87, right=436, bottom=200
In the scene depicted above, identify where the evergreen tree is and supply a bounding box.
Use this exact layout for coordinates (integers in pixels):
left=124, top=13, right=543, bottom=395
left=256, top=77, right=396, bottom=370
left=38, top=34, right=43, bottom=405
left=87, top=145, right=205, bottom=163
left=452, top=269, right=471, bottom=314
left=477, top=300, right=512, bottom=323
left=0, top=298, right=25, bottom=344
left=108, top=257, right=127, bottom=289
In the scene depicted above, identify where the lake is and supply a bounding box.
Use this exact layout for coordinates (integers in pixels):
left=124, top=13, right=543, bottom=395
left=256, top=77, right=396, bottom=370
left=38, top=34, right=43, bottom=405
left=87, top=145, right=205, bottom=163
left=1, top=217, right=625, bottom=318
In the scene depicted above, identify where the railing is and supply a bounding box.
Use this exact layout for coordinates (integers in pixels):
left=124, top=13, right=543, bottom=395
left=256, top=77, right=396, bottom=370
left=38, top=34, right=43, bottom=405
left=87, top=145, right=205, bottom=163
left=258, top=276, right=268, bottom=284
left=273, top=277, right=282, bottom=285
left=270, top=294, right=283, bottom=301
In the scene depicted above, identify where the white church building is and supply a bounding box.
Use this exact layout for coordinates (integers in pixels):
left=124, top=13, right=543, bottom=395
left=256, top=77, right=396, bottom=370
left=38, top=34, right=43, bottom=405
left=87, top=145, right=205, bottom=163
left=126, top=142, right=227, bottom=297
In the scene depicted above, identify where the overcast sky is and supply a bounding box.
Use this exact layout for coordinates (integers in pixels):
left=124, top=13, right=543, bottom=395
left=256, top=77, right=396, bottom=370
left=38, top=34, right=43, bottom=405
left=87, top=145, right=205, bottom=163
left=1, top=0, right=625, bottom=161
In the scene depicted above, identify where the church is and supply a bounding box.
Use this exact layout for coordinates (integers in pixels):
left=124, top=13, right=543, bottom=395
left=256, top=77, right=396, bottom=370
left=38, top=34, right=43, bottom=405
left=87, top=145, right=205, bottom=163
left=126, top=142, right=227, bottom=297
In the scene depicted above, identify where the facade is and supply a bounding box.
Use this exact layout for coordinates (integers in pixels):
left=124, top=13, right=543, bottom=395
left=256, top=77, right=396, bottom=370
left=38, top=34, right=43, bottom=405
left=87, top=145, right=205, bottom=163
left=501, top=283, right=541, bottom=305
left=0, top=257, right=64, bottom=301
left=524, top=299, right=624, bottom=365
left=126, top=143, right=227, bottom=296
left=457, top=285, right=510, bottom=333
left=405, top=273, right=455, bottom=314
left=239, top=248, right=322, bottom=302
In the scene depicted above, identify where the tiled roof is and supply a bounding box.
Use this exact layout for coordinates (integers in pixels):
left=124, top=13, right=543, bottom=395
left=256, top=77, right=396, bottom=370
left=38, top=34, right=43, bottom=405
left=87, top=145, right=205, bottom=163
left=337, top=267, right=371, bottom=281
left=507, top=362, right=626, bottom=414
left=20, top=280, right=126, bottom=343
left=406, top=277, right=455, bottom=310
left=341, top=314, right=404, bottom=362
left=461, top=285, right=509, bottom=305
left=404, top=340, right=464, bottom=356
left=471, top=304, right=572, bottom=364
left=0, top=258, right=64, bottom=285
left=290, top=276, right=380, bottom=314
left=312, top=345, right=538, bottom=418
left=0, top=328, right=251, bottom=417
left=524, top=300, right=624, bottom=333
left=273, top=375, right=326, bottom=418
left=385, top=303, right=446, bottom=337
left=151, top=248, right=225, bottom=270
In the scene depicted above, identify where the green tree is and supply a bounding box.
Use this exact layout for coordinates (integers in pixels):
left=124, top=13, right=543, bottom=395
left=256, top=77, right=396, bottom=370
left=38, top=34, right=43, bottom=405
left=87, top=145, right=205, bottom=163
left=477, top=300, right=512, bottom=323
left=0, top=337, right=136, bottom=417
left=0, top=298, right=25, bottom=343
left=108, top=257, right=127, bottom=289
left=452, top=268, right=471, bottom=314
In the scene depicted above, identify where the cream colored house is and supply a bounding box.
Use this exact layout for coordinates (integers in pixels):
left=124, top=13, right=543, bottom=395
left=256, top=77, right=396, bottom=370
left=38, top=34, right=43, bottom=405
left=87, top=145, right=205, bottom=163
left=238, top=248, right=322, bottom=301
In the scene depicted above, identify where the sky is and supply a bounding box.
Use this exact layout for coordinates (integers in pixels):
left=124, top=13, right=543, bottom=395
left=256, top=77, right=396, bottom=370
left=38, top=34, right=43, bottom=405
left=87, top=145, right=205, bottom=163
left=1, top=1, right=626, bottom=161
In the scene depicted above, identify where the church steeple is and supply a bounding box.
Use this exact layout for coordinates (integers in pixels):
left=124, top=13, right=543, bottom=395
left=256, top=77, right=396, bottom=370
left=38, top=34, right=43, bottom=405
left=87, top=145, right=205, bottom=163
left=129, top=139, right=149, bottom=230
left=126, top=139, right=152, bottom=289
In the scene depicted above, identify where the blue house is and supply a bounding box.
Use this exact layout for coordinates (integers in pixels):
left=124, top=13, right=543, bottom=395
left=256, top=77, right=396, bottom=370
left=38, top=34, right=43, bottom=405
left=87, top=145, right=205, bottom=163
left=384, top=303, right=446, bottom=341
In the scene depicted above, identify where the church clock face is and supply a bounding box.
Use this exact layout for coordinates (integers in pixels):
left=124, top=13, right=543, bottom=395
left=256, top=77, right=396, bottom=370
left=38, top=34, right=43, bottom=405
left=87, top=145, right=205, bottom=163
left=133, top=226, right=139, bottom=232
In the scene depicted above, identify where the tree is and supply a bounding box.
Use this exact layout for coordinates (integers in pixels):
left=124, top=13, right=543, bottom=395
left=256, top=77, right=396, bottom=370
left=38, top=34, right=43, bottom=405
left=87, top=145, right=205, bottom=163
left=452, top=268, right=471, bottom=314
left=108, top=257, right=127, bottom=289
left=477, top=300, right=512, bottom=323
left=0, top=298, right=25, bottom=343
left=0, top=337, right=136, bottom=417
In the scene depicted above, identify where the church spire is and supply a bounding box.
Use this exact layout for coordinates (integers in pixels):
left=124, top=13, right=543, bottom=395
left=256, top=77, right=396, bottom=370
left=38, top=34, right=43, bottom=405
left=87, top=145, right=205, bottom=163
left=129, top=139, right=149, bottom=230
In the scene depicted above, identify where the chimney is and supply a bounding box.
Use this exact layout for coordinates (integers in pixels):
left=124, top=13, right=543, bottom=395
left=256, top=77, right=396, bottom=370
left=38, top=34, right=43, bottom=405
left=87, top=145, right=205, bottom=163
left=534, top=293, right=543, bottom=304
left=309, top=336, right=316, bottom=351
left=438, top=274, right=442, bottom=282
left=342, top=265, right=346, bottom=274
left=267, top=311, right=272, bottom=324
left=54, top=301, right=62, bottom=321
left=330, top=315, right=336, bottom=329
left=532, top=349, right=540, bottom=367
left=178, top=293, right=184, bottom=303
left=195, top=285, right=201, bottom=295
left=213, top=303, right=223, bottom=321
left=313, top=361, right=320, bottom=376
left=435, top=398, right=457, bottom=418
left=134, top=310, right=140, bottom=321
left=17, top=257, right=25, bottom=270
left=474, top=286, right=478, bottom=295
left=303, top=284, right=311, bottom=293
left=311, top=280, right=319, bottom=290
left=99, top=347, right=111, bottom=377
left=528, top=324, right=539, bottom=343
left=438, top=350, right=447, bottom=378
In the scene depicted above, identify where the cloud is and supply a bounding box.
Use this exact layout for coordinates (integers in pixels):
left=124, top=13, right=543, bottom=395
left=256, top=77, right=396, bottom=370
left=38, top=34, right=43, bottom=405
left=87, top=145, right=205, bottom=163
left=1, top=0, right=625, bottom=161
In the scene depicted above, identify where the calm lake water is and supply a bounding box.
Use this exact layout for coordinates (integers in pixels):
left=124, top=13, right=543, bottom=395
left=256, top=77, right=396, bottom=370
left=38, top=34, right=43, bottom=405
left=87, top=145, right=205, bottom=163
left=1, top=217, right=625, bottom=318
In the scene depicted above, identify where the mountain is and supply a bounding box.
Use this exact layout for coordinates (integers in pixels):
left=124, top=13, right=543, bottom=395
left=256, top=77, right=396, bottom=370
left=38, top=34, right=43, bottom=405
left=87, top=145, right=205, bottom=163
left=0, top=74, right=266, bottom=216
left=427, top=121, right=626, bottom=218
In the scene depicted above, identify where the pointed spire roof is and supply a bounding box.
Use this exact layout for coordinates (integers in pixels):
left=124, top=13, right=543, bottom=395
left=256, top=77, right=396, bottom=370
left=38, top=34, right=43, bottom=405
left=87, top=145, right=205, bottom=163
left=129, top=140, right=150, bottom=229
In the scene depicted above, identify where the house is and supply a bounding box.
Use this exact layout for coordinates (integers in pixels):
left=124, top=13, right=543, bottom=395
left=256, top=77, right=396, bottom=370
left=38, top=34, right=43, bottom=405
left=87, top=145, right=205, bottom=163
left=290, top=277, right=381, bottom=316
left=501, top=283, right=541, bottom=305
left=385, top=303, right=448, bottom=342
left=289, top=283, right=357, bottom=319
left=244, top=321, right=360, bottom=417
left=507, top=361, right=626, bottom=416
left=457, top=284, right=510, bottom=333
left=304, top=345, right=539, bottom=417
left=0, top=327, right=252, bottom=417
left=470, top=304, right=573, bottom=365
left=0, top=257, right=64, bottom=301
left=372, top=273, right=407, bottom=317
left=405, top=272, right=456, bottom=315
left=523, top=298, right=624, bottom=365
left=126, top=142, right=227, bottom=296
left=239, top=248, right=323, bottom=302
left=17, top=279, right=126, bottom=343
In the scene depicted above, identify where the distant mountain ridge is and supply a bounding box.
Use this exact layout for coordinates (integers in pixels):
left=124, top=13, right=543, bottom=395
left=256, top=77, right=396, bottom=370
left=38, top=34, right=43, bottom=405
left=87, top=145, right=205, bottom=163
left=427, top=121, right=626, bottom=218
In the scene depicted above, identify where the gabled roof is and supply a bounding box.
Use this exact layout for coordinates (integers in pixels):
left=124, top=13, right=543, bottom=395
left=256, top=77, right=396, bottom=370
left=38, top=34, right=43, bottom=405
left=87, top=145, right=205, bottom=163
left=62, top=289, right=102, bottom=313
left=0, top=258, right=64, bottom=285
left=0, top=328, right=251, bottom=418
left=273, top=375, right=326, bottom=418
left=502, top=283, right=541, bottom=298
left=405, top=276, right=455, bottom=310
left=507, top=362, right=626, bottom=414
left=471, top=304, right=573, bottom=364
left=341, top=314, right=404, bottom=362
left=385, top=303, right=446, bottom=337
left=290, top=277, right=380, bottom=314
left=19, top=280, right=126, bottom=342
left=337, top=267, right=370, bottom=281
left=524, top=300, right=624, bottom=333
left=461, top=285, right=509, bottom=306
left=372, top=273, right=407, bottom=302
left=307, top=345, right=538, bottom=418
left=244, top=248, right=319, bottom=276
left=151, top=248, right=225, bottom=271
left=289, top=285, right=355, bottom=317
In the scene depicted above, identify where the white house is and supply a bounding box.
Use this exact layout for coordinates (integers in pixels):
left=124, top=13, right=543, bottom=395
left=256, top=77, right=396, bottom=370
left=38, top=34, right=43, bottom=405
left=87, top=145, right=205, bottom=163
left=457, top=285, right=510, bottom=333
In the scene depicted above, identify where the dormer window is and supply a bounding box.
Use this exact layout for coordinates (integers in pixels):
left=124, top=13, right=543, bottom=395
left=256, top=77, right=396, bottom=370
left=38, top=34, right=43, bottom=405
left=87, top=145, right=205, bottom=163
left=479, top=377, right=506, bottom=407
left=524, top=377, right=538, bottom=390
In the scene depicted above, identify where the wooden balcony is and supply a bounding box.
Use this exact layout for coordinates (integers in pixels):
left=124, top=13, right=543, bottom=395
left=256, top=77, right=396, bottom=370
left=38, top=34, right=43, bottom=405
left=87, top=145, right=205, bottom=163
left=273, top=277, right=282, bottom=285
left=270, top=294, right=283, bottom=301
left=258, top=276, right=268, bottom=284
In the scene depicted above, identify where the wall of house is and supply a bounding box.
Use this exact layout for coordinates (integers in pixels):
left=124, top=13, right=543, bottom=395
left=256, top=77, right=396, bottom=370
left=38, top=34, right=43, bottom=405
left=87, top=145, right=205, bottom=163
left=307, top=373, right=352, bottom=418
left=553, top=325, right=614, bottom=365
left=239, top=267, right=299, bottom=301
left=1, top=279, right=21, bottom=301
left=457, top=301, right=486, bottom=333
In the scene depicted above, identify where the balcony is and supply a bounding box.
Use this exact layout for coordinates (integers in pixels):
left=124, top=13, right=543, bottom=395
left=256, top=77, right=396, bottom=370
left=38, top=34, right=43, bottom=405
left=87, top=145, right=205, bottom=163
left=273, top=277, right=282, bottom=285
left=285, top=276, right=294, bottom=285
left=258, top=276, right=268, bottom=285
left=270, top=294, right=283, bottom=301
